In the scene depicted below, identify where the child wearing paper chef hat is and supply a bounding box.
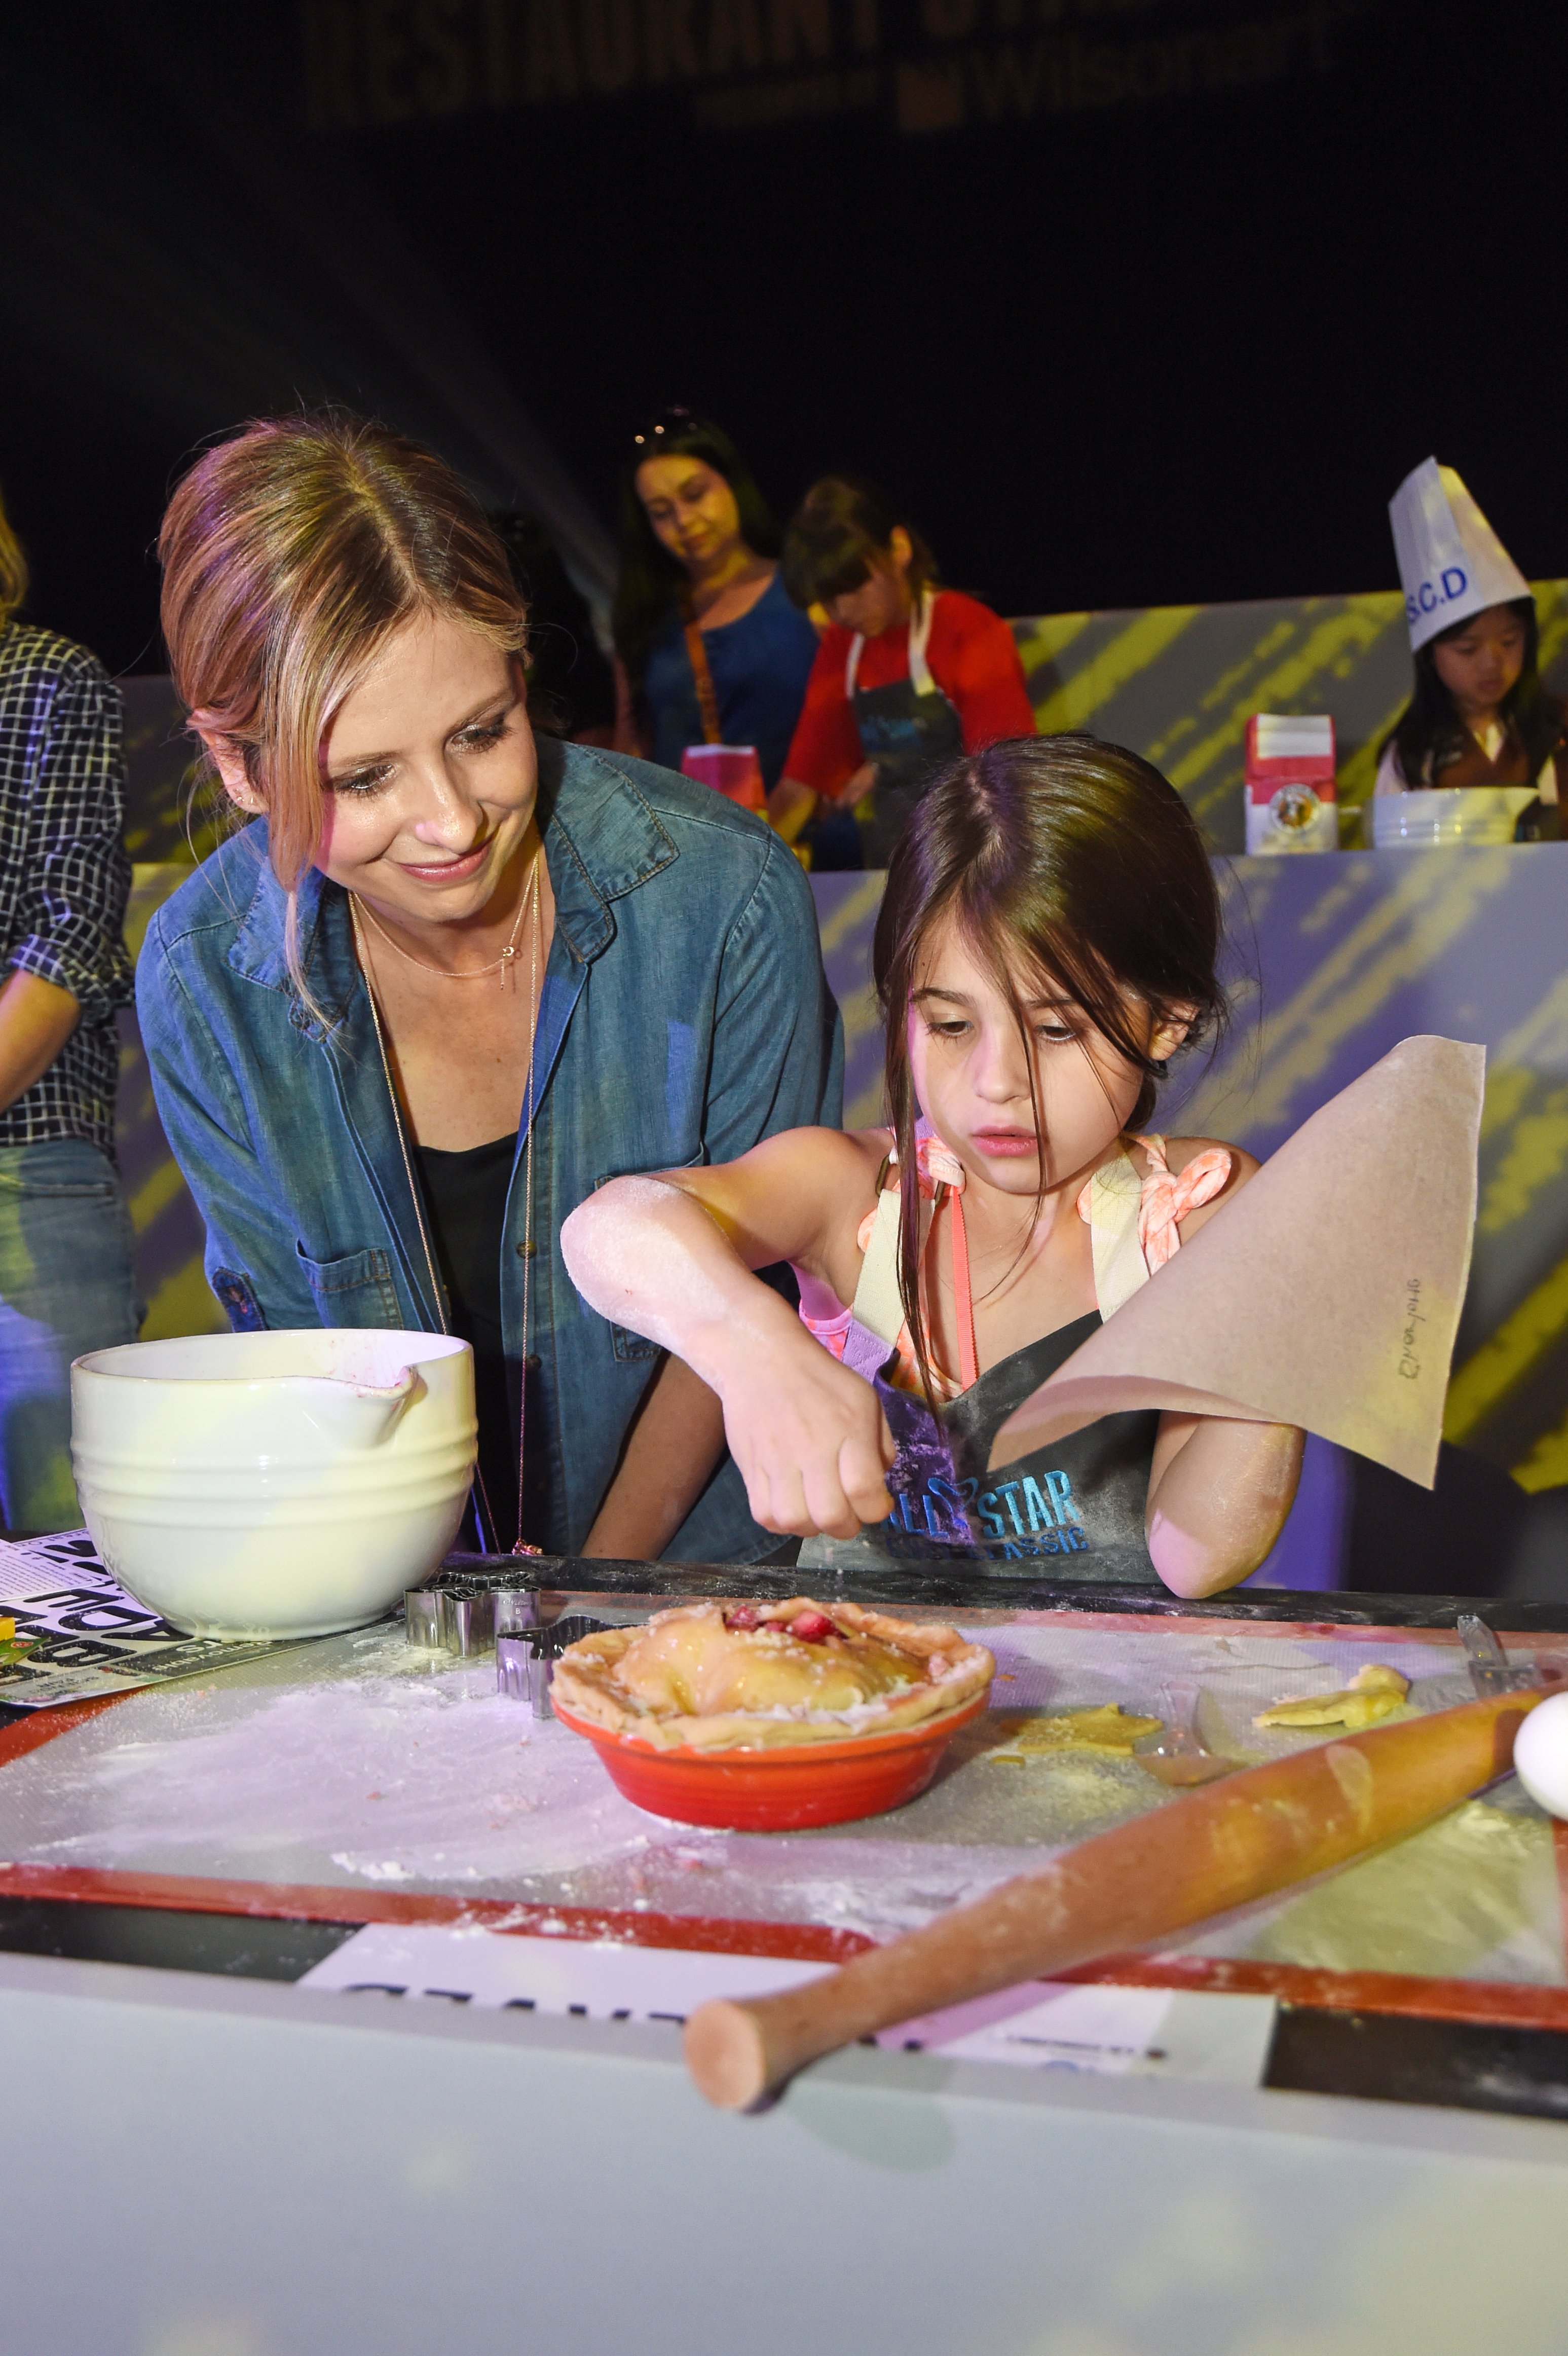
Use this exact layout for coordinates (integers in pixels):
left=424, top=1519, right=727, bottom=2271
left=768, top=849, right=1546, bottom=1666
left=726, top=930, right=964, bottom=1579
left=1374, top=458, right=1566, bottom=834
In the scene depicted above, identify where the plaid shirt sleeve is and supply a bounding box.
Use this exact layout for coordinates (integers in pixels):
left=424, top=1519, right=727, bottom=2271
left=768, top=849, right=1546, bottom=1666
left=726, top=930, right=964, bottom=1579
left=8, top=653, right=132, bottom=1025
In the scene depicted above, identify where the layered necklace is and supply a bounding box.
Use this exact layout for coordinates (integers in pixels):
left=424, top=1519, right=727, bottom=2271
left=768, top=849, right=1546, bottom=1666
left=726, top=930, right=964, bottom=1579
left=350, top=843, right=545, bottom=1555
left=353, top=873, right=532, bottom=984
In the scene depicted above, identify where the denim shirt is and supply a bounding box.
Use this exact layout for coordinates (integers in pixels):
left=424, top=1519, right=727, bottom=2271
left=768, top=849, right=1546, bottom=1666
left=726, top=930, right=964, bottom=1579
left=135, top=738, right=844, bottom=1561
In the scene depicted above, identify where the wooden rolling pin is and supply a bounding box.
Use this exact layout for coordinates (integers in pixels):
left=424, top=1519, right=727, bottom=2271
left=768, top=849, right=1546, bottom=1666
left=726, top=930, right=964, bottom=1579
left=684, top=1688, right=1539, bottom=2108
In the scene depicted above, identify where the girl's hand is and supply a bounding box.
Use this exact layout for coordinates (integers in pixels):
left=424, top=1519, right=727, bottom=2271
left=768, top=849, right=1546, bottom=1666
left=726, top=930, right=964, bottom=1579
left=711, top=1332, right=897, bottom=1538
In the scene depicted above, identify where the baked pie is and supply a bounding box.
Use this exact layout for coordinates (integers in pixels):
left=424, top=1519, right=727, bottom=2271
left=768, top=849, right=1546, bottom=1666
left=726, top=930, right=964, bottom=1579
left=551, top=1597, right=994, bottom=1752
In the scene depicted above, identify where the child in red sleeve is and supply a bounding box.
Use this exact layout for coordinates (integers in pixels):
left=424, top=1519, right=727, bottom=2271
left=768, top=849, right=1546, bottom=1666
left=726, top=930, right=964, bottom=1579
left=773, top=477, right=1037, bottom=867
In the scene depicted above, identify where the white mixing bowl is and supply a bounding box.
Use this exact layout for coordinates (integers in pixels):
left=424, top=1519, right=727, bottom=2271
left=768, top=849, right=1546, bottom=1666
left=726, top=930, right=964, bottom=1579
left=1370, top=786, right=1537, bottom=848
left=71, top=1329, right=477, bottom=1640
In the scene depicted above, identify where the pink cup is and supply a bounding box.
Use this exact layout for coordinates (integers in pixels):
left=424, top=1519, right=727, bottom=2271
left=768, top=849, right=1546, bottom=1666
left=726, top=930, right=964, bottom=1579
left=681, top=745, right=766, bottom=813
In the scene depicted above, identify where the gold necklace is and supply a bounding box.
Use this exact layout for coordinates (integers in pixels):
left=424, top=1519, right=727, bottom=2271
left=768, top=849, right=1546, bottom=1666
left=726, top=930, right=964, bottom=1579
left=353, top=849, right=537, bottom=983
left=513, top=852, right=542, bottom=1555
left=350, top=848, right=545, bottom=1556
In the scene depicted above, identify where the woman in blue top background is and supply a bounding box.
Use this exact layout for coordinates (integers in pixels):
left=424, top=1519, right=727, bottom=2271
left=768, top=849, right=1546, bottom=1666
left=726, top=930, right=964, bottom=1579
left=612, top=410, right=820, bottom=799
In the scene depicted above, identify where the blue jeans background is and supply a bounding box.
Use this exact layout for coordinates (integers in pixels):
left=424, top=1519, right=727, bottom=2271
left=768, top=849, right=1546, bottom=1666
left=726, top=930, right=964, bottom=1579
left=0, top=1138, right=140, bottom=1532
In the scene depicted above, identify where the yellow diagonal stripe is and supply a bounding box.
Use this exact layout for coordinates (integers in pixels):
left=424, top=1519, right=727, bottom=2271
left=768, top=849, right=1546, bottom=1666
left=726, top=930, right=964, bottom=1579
left=1180, top=853, right=1506, bottom=1138
left=1336, top=695, right=1407, bottom=811
left=1170, top=602, right=1401, bottom=819
left=129, top=1155, right=189, bottom=1233
left=1513, top=1410, right=1568, bottom=1492
left=141, top=1261, right=226, bottom=1343
left=1485, top=970, right=1568, bottom=1089
left=1031, top=608, right=1201, bottom=735
left=1014, top=610, right=1093, bottom=679
left=840, top=983, right=881, bottom=1050
left=816, top=873, right=884, bottom=956
left=1480, top=1065, right=1535, bottom=1145
left=1445, top=1246, right=1568, bottom=1442
left=1477, top=1086, right=1568, bottom=1235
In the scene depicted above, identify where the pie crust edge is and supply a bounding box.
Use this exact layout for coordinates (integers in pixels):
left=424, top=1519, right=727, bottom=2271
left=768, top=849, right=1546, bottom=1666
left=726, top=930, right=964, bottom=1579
left=552, top=1597, right=995, bottom=1753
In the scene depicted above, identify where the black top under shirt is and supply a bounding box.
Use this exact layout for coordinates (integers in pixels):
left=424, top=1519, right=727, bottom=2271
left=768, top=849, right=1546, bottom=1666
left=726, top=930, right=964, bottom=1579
left=413, top=1131, right=518, bottom=1550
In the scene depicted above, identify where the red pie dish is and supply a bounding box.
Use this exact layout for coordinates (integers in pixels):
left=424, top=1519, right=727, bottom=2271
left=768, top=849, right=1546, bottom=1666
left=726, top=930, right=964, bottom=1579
left=553, top=1688, right=990, bottom=1829
left=550, top=1597, right=994, bottom=1830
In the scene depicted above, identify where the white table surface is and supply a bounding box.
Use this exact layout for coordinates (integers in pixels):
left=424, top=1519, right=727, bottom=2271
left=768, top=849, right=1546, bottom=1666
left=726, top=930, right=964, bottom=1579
left=4, top=1945, right=1568, bottom=2356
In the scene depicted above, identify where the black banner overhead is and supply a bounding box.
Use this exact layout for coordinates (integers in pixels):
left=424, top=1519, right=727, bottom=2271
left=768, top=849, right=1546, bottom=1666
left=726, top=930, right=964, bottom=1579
left=8, top=0, right=1566, bottom=674
left=303, top=0, right=1367, bottom=136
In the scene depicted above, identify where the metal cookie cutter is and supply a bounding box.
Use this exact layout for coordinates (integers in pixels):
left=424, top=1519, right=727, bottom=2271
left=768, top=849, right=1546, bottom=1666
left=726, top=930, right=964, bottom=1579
left=439, top=1590, right=496, bottom=1658
left=497, top=1632, right=555, bottom=1717
left=496, top=1614, right=611, bottom=1718
left=404, top=1590, right=444, bottom=1649
left=406, top=1585, right=518, bottom=1656
left=494, top=1589, right=541, bottom=1638
left=1457, top=1613, right=1538, bottom=1697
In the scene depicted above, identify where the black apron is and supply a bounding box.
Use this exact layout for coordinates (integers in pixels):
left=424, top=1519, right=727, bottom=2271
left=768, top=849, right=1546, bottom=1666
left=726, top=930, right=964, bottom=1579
left=848, top=594, right=964, bottom=867
left=804, top=1310, right=1162, bottom=1581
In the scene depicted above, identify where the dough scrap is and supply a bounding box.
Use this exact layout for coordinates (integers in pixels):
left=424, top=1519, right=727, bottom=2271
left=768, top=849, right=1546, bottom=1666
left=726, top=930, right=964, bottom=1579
left=987, top=1704, right=1164, bottom=1760
left=1253, top=1663, right=1410, bottom=1730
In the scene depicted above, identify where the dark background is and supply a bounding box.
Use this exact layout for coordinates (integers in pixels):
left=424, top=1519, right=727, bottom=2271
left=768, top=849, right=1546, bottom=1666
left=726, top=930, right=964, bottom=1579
left=4, top=0, right=1562, bottom=676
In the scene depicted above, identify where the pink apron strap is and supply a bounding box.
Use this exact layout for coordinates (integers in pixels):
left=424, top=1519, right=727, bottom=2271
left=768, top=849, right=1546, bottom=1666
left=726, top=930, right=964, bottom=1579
left=1132, top=1131, right=1233, bottom=1273
left=912, top=1118, right=980, bottom=1391
left=947, top=1186, right=980, bottom=1392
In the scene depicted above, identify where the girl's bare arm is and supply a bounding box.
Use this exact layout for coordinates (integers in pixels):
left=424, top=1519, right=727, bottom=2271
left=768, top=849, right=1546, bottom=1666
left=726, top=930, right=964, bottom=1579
left=1145, top=1415, right=1305, bottom=1598
left=559, top=1130, right=894, bottom=1538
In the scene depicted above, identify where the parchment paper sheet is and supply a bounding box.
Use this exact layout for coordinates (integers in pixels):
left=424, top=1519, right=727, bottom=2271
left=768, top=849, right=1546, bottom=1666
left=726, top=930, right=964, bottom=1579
left=991, top=1035, right=1484, bottom=1489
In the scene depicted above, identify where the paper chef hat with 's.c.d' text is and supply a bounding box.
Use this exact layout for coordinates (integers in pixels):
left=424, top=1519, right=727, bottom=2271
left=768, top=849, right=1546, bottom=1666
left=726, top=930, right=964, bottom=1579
left=1389, top=457, right=1532, bottom=652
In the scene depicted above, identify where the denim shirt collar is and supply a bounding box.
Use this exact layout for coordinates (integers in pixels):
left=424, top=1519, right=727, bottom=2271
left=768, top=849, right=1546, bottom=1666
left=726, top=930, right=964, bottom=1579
left=222, top=736, right=680, bottom=1032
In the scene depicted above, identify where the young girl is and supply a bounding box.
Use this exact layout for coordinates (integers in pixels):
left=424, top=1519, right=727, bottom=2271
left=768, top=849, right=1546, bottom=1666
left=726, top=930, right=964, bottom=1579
left=1373, top=598, right=1566, bottom=818
left=1377, top=458, right=1566, bottom=831
left=771, top=477, right=1037, bottom=870
left=563, top=734, right=1303, bottom=1599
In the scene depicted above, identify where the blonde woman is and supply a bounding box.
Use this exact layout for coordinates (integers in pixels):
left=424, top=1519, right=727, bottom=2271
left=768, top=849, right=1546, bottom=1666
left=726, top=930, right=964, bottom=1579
left=0, top=481, right=137, bottom=1532
left=138, top=413, right=841, bottom=1560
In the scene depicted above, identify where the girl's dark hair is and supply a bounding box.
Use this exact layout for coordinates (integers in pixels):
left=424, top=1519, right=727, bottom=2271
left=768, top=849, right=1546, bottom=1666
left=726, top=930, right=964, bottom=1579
left=612, top=409, right=780, bottom=712
left=873, top=733, right=1225, bottom=1405
left=1380, top=597, right=1560, bottom=784
left=781, top=476, right=938, bottom=612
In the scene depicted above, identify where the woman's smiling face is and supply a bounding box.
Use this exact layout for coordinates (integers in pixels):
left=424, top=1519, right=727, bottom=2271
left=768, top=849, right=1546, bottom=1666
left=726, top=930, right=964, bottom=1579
left=311, top=611, right=538, bottom=927
left=634, top=455, right=744, bottom=580
left=906, top=910, right=1184, bottom=1198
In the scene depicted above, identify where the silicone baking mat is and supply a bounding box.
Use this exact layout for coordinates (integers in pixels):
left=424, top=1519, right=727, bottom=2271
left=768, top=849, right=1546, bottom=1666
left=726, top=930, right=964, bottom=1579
left=2, top=1596, right=1565, bottom=2033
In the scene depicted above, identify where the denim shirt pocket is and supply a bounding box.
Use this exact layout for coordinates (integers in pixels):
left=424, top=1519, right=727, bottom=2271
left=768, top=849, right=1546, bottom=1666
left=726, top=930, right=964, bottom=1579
left=593, top=1147, right=704, bottom=1364
left=296, top=1242, right=404, bottom=1330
